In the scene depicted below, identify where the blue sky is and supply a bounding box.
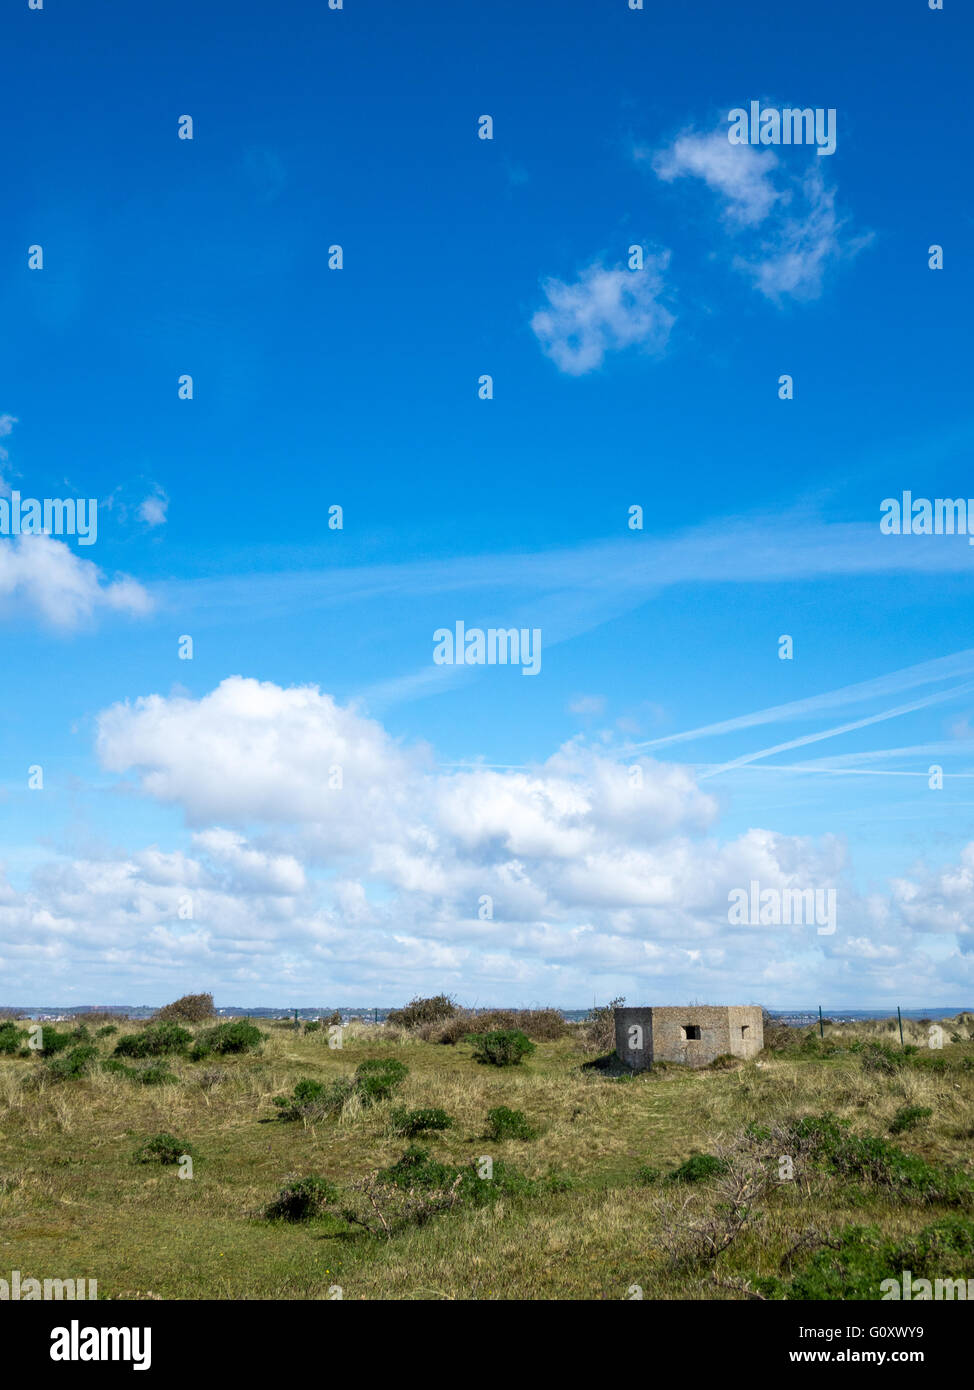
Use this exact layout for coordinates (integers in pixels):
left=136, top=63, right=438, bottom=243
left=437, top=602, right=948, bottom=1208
left=2, top=0, right=973, bottom=1008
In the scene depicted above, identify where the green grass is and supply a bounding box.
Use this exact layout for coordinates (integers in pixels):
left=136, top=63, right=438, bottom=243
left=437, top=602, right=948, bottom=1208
left=1, top=1014, right=972, bottom=1299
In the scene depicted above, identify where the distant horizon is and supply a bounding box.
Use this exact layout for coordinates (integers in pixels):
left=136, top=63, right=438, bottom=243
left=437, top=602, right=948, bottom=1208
left=5, top=1002, right=970, bottom=1018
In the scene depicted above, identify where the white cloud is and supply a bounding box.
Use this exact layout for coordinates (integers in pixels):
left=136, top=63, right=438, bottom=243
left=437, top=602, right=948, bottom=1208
left=0, top=535, right=152, bottom=629
left=0, top=675, right=963, bottom=1003
left=95, top=676, right=421, bottom=845
left=652, top=130, right=780, bottom=226
left=531, top=259, right=674, bottom=375
left=569, top=694, right=606, bottom=715
left=138, top=490, right=169, bottom=527
left=734, top=167, right=867, bottom=303
left=0, top=413, right=17, bottom=494
left=650, top=127, right=868, bottom=302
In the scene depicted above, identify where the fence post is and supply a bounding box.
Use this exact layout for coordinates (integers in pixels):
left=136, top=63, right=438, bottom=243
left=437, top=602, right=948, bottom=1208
left=897, top=1006, right=904, bottom=1047
left=819, top=1005, right=824, bottom=1039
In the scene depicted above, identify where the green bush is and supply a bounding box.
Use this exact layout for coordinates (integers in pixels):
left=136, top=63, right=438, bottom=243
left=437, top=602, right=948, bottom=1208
left=354, top=1058, right=408, bottom=1103
left=192, top=1021, right=264, bottom=1057
left=467, top=1029, right=535, bottom=1067
left=379, top=1145, right=535, bottom=1207
left=96, top=1025, right=118, bottom=1038
left=386, top=995, right=457, bottom=1029
left=484, top=1106, right=538, bottom=1141
left=154, top=993, right=215, bottom=1024
left=668, top=1154, right=730, bottom=1183
left=265, top=1175, right=339, bottom=1222
left=304, top=1020, right=321, bottom=1033
left=0, top=1021, right=26, bottom=1054
left=113, top=1022, right=192, bottom=1059
left=756, top=1217, right=974, bottom=1300
left=465, top=1008, right=568, bottom=1042
left=102, top=1058, right=178, bottom=1085
left=791, top=1113, right=971, bottom=1204
left=45, top=1045, right=99, bottom=1081
left=635, top=1164, right=662, bottom=1185
left=861, top=1041, right=907, bottom=1075
left=273, top=1076, right=357, bottom=1121
left=389, top=1106, right=453, bottom=1137
left=35, top=1026, right=74, bottom=1056
left=889, top=1105, right=933, bottom=1135
left=134, top=1133, right=196, bottom=1165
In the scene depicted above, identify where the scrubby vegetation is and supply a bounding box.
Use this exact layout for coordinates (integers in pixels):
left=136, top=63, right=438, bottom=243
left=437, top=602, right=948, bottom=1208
left=467, top=1029, right=536, bottom=1067
left=485, top=1106, right=538, bottom=1141
left=154, top=993, right=216, bottom=1024
left=134, top=1133, right=197, bottom=1165
left=114, top=1022, right=193, bottom=1059
left=1, top=1005, right=973, bottom=1298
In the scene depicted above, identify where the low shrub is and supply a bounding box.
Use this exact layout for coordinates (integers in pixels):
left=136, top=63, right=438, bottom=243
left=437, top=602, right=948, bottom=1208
left=756, top=1217, right=974, bottom=1300
left=889, top=1105, right=933, bottom=1136
left=354, top=1058, right=408, bottom=1103
left=265, top=1175, right=339, bottom=1222
left=191, top=1021, right=264, bottom=1058
left=273, top=1077, right=356, bottom=1121
left=668, top=1153, right=731, bottom=1184
left=635, top=1164, right=662, bottom=1185
left=113, top=1022, right=192, bottom=1059
left=0, top=1020, right=26, bottom=1054
left=467, top=1029, right=535, bottom=1067
left=102, top=1059, right=178, bottom=1086
left=379, top=1145, right=535, bottom=1207
left=484, top=1106, right=538, bottom=1141
left=35, top=1026, right=74, bottom=1056
left=45, top=1045, right=99, bottom=1081
left=389, top=1106, right=453, bottom=1137
left=134, top=1133, right=196, bottom=1165
left=791, top=1113, right=971, bottom=1205
left=578, top=997, right=625, bottom=1054
left=154, top=993, right=215, bottom=1024
left=860, top=1041, right=907, bottom=1075
left=386, top=995, right=457, bottom=1029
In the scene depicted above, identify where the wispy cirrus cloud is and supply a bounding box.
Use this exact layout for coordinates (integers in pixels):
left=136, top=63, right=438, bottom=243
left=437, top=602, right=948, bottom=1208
left=650, top=128, right=781, bottom=226
left=648, top=125, right=870, bottom=302
left=0, top=413, right=17, bottom=494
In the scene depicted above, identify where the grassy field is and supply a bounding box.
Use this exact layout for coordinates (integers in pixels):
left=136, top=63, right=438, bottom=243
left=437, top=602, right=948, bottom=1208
left=2, top=1010, right=973, bottom=1301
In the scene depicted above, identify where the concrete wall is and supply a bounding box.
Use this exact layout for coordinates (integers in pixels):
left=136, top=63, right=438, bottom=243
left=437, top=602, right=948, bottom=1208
left=614, top=1005, right=763, bottom=1070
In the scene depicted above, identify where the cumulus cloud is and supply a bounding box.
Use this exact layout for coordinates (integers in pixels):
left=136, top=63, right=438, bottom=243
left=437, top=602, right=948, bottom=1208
left=2, top=676, right=970, bottom=1001
left=0, top=675, right=957, bottom=1002
left=890, top=844, right=974, bottom=942
left=531, top=258, right=674, bottom=375
left=0, top=535, right=152, bottom=629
